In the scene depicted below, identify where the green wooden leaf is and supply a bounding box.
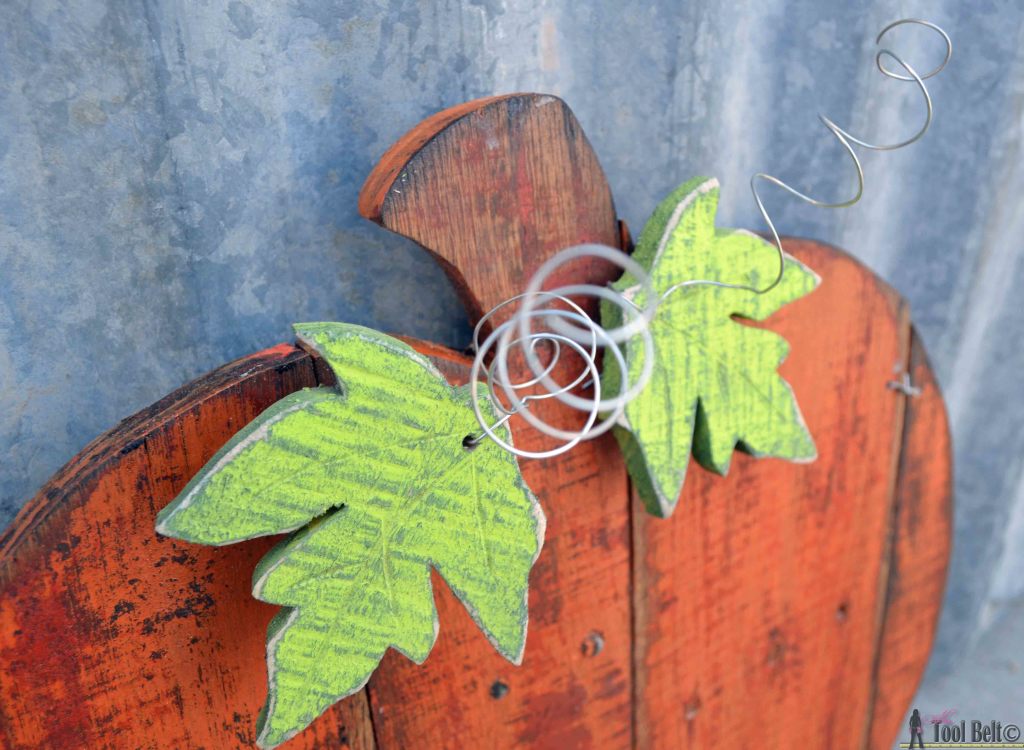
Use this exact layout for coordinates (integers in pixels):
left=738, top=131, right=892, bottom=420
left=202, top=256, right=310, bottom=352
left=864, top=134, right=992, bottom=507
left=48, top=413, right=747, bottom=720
left=605, top=176, right=819, bottom=518
left=156, top=322, right=545, bottom=748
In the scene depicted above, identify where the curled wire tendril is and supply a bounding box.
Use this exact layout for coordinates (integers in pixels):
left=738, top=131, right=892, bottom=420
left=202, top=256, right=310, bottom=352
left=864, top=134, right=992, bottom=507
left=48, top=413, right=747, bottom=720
left=466, top=19, right=951, bottom=458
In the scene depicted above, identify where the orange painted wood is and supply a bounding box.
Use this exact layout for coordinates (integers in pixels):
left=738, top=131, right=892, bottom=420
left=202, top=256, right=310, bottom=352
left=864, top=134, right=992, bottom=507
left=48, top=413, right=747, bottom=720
left=0, top=94, right=951, bottom=750
left=360, top=93, right=634, bottom=750
left=631, top=240, right=950, bottom=750
left=358, top=93, right=516, bottom=226
left=0, top=345, right=376, bottom=749
left=865, top=331, right=953, bottom=748
left=358, top=92, right=622, bottom=327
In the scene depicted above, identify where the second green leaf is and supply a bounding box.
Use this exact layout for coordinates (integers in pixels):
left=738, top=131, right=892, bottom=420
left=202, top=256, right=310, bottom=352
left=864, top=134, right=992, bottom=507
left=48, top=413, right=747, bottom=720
left=606, top=176, right=819, bottom=518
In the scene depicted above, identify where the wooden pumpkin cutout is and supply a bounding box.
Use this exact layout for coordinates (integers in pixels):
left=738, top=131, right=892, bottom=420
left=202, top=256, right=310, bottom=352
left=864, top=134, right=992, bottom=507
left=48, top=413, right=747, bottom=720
left=0, top=93, right=950, bottom=750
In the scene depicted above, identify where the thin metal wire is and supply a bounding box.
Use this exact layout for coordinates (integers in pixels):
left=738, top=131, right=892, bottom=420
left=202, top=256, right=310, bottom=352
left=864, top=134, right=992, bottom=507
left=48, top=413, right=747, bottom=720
left=661, top=17, right=951, bottom=303
left=466, top=18, right=951, bottom=458
left=467, top=244, right=657, bottom=459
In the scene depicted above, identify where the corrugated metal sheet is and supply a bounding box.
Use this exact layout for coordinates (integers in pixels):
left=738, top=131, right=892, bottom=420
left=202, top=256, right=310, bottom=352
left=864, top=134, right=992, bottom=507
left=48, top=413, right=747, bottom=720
left=1, top=0, right=1021, bottom=677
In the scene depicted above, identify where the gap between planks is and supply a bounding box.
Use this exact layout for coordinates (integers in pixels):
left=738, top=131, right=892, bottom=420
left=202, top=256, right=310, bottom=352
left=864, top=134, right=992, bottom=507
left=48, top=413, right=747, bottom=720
left=859, top=299, right=913, bottom=750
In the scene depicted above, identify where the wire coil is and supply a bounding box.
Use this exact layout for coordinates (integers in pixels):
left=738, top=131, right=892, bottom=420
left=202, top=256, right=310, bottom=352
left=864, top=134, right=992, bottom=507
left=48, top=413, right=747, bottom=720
left=467, top=19, right=951, bottom=459
left=468, top=244, right=657, bottom=459
left=750, top=18, right=952, bottom=277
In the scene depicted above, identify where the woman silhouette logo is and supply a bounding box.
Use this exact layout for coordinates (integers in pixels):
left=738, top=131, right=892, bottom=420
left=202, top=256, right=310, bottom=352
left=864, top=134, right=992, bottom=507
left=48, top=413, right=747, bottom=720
left=910, top=708, right=926, bottom=748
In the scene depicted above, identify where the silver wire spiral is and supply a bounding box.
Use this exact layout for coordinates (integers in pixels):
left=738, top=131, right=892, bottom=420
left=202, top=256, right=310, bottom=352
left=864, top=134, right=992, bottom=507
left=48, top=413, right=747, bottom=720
left=748, top=17, right=952, bottom=295
left=468, top=244, right=658, bottom=459
left=467, top=19, right=951, bottom=459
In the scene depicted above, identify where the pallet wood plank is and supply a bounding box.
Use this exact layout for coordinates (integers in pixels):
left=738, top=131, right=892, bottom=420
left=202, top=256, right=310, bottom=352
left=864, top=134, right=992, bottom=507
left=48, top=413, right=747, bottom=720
left=631, top=239, right=948, bottom=749
left=864, top=330, right=953, bottom=749
left=0, top=345, right=376, bottom=750
left=359, top=93, right=634, bottom=750
left=359, top=92, right=623, bottom=327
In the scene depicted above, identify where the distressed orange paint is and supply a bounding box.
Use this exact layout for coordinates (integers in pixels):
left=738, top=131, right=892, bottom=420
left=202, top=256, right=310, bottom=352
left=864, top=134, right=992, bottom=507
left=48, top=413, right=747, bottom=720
left=0, top=96, right=950, bottom=750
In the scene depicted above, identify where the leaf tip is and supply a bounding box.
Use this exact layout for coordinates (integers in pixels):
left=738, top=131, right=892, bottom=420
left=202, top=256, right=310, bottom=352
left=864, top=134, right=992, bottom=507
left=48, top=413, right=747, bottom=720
left=254, top=706, right=302, bottom=750
left=649, top=494, right=676, bottom=519
left=697, top=175, right=720, bottom=192
left=153, top=492, right=204, bottom=543
left=643, top=467, right=681, bottom=519
left=792, top=432, right=818, bottom=463
left=293, top=321, right=447, bottom=397
left=497, top=608, right=529, bottom=666
left=153, top=505, right=176, bottom=537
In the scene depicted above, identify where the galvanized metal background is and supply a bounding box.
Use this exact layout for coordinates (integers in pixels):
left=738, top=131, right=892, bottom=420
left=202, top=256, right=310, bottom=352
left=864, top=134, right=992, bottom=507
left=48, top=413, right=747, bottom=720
left=1, top=0, right=1021, bottom=679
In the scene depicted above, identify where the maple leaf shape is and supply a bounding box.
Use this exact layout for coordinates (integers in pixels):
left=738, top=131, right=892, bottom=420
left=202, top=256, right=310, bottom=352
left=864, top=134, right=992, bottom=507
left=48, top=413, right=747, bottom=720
left=156, top=323, right=545, bottom=748
left=605, top=176, right=819, bottom=518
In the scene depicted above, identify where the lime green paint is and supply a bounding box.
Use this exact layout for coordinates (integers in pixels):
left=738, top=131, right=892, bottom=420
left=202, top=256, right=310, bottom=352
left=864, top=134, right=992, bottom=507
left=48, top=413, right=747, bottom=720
left=156, top=322, right=545, bottom=749
left=605, top=177, right=819, bottom=518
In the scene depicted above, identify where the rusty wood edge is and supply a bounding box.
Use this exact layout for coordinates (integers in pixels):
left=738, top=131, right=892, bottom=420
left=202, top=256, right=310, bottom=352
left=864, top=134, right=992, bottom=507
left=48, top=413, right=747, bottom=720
left=859, top=293, right=914, bottom=749
left=0, top=343, right=311, bottom=567
left=357, top=93, right=520, bottom=224
left=0, top=332, right=474, bottom=750
left=861, top=326, right=954, bottom=749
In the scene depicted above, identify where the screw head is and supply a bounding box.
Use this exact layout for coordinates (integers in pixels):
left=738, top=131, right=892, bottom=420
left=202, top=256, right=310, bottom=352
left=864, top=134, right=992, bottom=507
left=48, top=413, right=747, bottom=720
left=581, top=631, right=605, bottom=657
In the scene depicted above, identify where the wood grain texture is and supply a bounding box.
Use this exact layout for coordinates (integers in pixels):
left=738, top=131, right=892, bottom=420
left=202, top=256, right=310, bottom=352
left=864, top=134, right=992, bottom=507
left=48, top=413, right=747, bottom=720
left=0, top=344, right=376, bottom=749
left=360, top=92, right=634, bottom=750
left=358, top=92, right=622, bottom=327
left=607, top=177, right=819, bottom=517
left=358, top=94, right=516, bottom=226
left=0, top=94, right=951, bottom=750
left=864, top=330, right=953, bottom=749
left=156, top=323, right=546, bottom=748
left=631, top=239, right=949, bottom=750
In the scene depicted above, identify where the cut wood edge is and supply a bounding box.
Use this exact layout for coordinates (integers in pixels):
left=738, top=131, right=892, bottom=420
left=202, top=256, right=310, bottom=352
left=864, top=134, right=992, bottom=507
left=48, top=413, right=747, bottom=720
left=0, top=344, right=310, bottom=571
left=861, top=282, right=915, bottom=747
left=864, top=327, right=954, bottom=749
left=0, top=334, right=481, bottom=750
left=357, top=94, right=518, bottom=223
left=630, top=237, right=952, bottom=750
left=355, top=92, right=621, bottom=335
